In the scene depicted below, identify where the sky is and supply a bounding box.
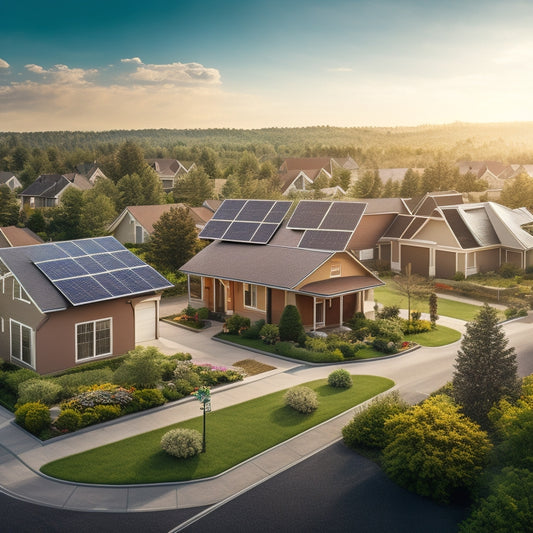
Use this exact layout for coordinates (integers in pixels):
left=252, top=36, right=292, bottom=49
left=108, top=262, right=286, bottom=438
left=1, top=0, right=533, bottom=131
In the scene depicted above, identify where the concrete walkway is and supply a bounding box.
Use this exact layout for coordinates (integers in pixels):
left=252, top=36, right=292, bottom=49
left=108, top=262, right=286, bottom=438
left=0, top=298, right=474, bottom=513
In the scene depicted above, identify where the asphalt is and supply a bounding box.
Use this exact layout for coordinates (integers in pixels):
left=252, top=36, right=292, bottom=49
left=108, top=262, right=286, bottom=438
left=0, top=294, right=480, bottom=513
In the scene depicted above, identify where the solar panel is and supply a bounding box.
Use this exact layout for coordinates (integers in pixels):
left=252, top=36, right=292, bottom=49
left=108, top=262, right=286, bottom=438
left=93, top=272, right=131, bottom=297
left=75, top=238, right=109, bottom=255
left=35, top=258, right=89, bottom=281
left=235, top=200, right=275, bottom=221
left=199, top=219, right=232, bottom=239
left=111, top=250, right=146, bottom=267
left=250, top=223, right=279, bottom=244
left=29, top=244, right=69, bottom=262
left=96, top=236, right=126, bottom=252
left=320, top=202, right=366, bottom=231
left=92, top=253, right=127, bottom=271
left=112, top=268, right=153, bottom=292
left=75, top=255, right=108, bottom=274
left=298, top=230, right=353, bottom=251
left=56, top=241, right=86, bottom=257
left=264, top=201, right=292, bottom=223
left=54, top=276, right=112, bottom=305
left=133, top=266, right=173, bottom=289
left=212, top=199, right=247, bottom=220
left=287, top=201, right=331, bottom=229
left=222, top=221, right=261, bottom=241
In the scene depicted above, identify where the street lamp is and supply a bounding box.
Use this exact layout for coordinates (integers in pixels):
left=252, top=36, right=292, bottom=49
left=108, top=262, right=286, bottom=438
left=192, top=386, right=211, bottom=453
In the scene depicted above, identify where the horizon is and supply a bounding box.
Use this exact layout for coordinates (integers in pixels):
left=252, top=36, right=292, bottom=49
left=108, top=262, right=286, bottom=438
left=2, top=1, right=533, bottom=132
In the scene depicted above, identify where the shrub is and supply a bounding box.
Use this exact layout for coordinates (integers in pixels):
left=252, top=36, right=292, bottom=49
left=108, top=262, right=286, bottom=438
left=328, top=369, right=353, bottom=389
left=504, top=306, right=528, bottom=320
left=161, top=428, right=203, bottom=458
left=377, top=305, right=400, bottom=320
left=453, top=271, right=465, bottom=281
left=368, top=319, right=403, bottom=344
left=15, top=402, right=51, bottom=435
left=499, top=262, right=523, bottom=279
left=131, top=388, right=166, bottom=409
left=241, top=319, right=266, bottom=339
left=113, top=346, right=164, bottom=388
left=197, top=307, right=210, bottom=320
left=372, top=338, right=398, bottom=354
left=55, top=368, right=114, bottom=399
left=161, top=385, right=184, bottom=402
left=401, top=318, right=432, bottom=334
left=3, top=368, right=39, bottom=394
left=225, top=314, right=251, bottom=335
left=342, top=391, right=409, bottom=449
left=284, top=386, right=319, bottom=413
left=279, top=305, right=305, bottom=343
left=304, top=337, right=330, bottom=352
left=80, top=409, right=100, bottom=427
left=273, top=342, right=343, bottom=363
left=17, top=379, right=62, bottom=406
left=62, top=384, right=133, bottom=412
left=92, top=404, right=122, bottom=422
left=174, top=378, right=195, bottom=396
left=173, top=361, right=201, bottom=388
left=336, top=342, right=363, bottom=359
left=259, top=323, right=279, bottom=345
left=55, top=409, right=82, bottom=432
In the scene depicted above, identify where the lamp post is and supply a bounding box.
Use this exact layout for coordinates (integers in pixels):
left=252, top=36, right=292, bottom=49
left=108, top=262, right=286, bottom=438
left=192, top=386, right=211, bottom=453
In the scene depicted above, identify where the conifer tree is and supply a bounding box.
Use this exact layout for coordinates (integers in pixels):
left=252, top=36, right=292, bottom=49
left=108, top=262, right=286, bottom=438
left=453, top=303, right=520, bottom=427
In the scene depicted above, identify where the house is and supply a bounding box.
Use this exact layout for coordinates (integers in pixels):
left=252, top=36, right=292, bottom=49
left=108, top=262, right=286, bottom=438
left=75, top=162, right=109, bottom=184
left=0, top=226, right=43, bottom=248
left=146, top=158, right=196, bottom=192
left=108, top=202, right=217, bottom=245
left=180, top=199, right=384, bottom=331
left=0, top=236, right=173, bottom=374
left=279, top=156, right=359, bottom=195
left=19, top=174, right=93, bottom=209
left=378, top=200, right=533, bottom=278
left=0, top=171, right=22, bottom=191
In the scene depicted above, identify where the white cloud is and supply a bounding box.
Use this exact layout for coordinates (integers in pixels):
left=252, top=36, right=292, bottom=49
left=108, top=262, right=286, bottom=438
left=121, top=57, right=143, bottom=64
left=129, top=61, right=221, bottom=85
left=24, top=63, right=97, bottom=85
left=0, top=58, right=9, bottom=69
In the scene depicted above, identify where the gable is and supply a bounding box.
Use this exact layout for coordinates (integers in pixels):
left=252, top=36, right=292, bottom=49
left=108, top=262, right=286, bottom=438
left=413, top=218, right=460, bottom=247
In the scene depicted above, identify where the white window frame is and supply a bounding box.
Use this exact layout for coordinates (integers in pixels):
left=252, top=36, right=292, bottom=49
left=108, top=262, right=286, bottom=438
left=76, top=318, right=112, bottom=362
left=330, top=262, right=342, bottom=278
left=244, top=283, right=258, bottom=309
left=359, top=248, right=374, bottom=261
left=13, top=278, right=30, bottom=303
left=10, top=319, right=35, bottom=368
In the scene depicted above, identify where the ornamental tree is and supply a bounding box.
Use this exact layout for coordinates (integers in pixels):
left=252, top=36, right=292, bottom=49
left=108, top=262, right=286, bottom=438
left=453, top=303, right=520, bottom=427
left=278, top=305, right=305, bottom=343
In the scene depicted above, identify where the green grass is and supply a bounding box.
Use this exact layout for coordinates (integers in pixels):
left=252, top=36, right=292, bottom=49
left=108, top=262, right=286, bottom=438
left=40, top=375, right=393, bottom=484
left=374, top=285, right=483, bottom=322
left=405, top=325, right=461, bottom=347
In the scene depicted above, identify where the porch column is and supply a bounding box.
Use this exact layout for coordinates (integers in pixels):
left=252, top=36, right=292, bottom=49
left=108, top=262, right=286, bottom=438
left=340, top=295, right=344, bottom=327
left=313, top=296, right=316, bottom=331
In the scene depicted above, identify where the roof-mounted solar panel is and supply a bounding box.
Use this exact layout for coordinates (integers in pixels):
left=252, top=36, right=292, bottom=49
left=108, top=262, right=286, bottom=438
left=287, top=201, right=331, bottom=229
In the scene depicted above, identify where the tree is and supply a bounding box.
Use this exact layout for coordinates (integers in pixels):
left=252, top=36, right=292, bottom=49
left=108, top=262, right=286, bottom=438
left=453, top=303, right=521, bottom=427
left=46, top=187, right=85, bottom=240
left=330, top=168, right=352, bottom=192
left=420, top=157, right=459, bottom=193
left=399, top=168, right=421, bottom=197
left=0, top=185, right=20, bottom=226
left=115, top=140, right=147, bottom=181
left=198, top=147, right=221, bottom=179
left=383, top=395, right=492, bottom=503
left=173, top=168, right=215, bottom=206
left=500, top=173, right=533, bottom=210
left=381, top=178, right=400, bottom=198
left=455, top=170, right=488, bottom=193
left=278, top=305, right=305, bottom=343
left=429, top=292, right=439, bottom=327
left=117, top=173, right=145, bottom=208
left=392, top=263, right=431, bottom=320
left=146, top=207, right=199, bottom=272
left=80, top=191, right=117, bottom=237
left=352, top=169, right=382, bottom=198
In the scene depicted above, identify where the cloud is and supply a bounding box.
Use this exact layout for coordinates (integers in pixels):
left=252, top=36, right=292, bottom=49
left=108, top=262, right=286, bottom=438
left=0, top=58, right=9, bottom=69
left=128, top=61, right=221, bottom=85
left=24, top=63, right=97, bottom=84
left=121, top=57, right=143, bottom=64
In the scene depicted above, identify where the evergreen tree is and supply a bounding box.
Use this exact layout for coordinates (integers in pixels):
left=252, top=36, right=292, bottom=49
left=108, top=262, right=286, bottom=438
left=500, top=173, right=533, bottom=210
left=146, top=207, right=199, bottom=272
left=278, top=304, right=305, bottom=343
left=0, top=185, right=20, bottom=226
left=400, top=168, right=421, bottom=197
left=429, top=292, right=438, bottom=327
left=420, top=157, right=459, bottom=193
left=453, top=303, right=520, bottom=427
left=115, top=140, right=147, bottom=181
left=174, top=168, right=215, bottom=206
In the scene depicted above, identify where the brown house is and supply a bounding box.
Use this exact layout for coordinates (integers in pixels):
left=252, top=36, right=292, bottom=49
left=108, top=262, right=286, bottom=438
left=0, top=236, right=172, bottom=374
left=180, top=199, right=384, bottom=330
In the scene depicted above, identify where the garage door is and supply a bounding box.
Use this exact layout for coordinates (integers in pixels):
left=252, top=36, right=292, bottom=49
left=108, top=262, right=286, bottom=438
left=401, top=245, right=430, bottom=276
left=135, top=301, right=157, bottom=343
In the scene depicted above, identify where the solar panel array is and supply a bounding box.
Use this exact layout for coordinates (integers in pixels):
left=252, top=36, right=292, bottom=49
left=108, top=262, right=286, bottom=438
left=287, top=201, right=366, bottom=251
left=33, top=236, right=172, bottom=306
left=199, top=199, right=291, bottom=244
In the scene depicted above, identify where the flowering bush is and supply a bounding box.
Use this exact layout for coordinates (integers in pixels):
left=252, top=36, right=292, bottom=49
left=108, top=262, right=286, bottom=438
left=284, top=386, right=319, bottom=414
left=161, top=428, right=203, bottom=458
left=61, top=383, right=133, bottom=412
left=194, top=363, right=246, bottom=386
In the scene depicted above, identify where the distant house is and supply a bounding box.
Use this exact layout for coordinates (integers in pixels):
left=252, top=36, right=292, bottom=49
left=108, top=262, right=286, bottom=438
left=19, top=174, right=93, bottom=209
left=0, top=236, right=173, bottom=374
left=378, top=199, right=533, bottom=278
left=75, top=163, right=109, bottom=184
left=279, top=156, right=359, bottom=196
left=0, top=172, right=22, bottom=191
left=180, top=199, right=384, bottom=330
left=146, top=159, right=196, bottom=193
left=457, top=161, right=516, bottom=190
left=108, top=202, right=217, bottom=245
left=0, top=226, right=43, bottom=248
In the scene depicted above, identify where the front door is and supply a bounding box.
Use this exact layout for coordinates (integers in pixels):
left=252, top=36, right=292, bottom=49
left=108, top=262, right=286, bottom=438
left=215, top=279, right=226, bottom=314
left=315, top=299, right=325, bottom=329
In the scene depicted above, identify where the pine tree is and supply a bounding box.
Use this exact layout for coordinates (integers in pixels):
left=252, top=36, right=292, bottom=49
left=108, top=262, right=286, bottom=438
left=453, top=304, right=520, bottom=427
left=278, top=305, right=305, bottom=343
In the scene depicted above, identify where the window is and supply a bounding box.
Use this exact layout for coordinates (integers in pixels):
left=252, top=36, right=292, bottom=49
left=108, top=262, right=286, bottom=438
left=76, top=318, right=112, bottom=361
left=13, top=279, right=30, bottom=302
left=189, top=275, right=203, bottom=300
left=10, top=320, right=33, bottom=367
left=244, top=283, right=258, bottom=308
left=359, top=248, right=374, bottom=261
left=330, top=262, right=341, bottom=278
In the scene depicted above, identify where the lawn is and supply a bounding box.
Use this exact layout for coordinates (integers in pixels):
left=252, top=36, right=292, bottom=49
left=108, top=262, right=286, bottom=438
left=405, top=325, right=461, bottom=347
left=374, top=285, right=483, bottom=322
left=40, top=375, right=393, bottom=484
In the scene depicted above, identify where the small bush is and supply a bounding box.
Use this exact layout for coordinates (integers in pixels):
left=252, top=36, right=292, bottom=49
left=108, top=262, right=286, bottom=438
left=372, top=338, right=398, bottom=354
left=259, top=324, right=279, bottom=345
left=505, top=306, right=528, bottom=320
left=368, top=319, right=403, bottom=344
left=18, top=379, right=62, bottom=406
left=62, top=384, right=133, bottom=412
left=55, top=409, right=81, bottom=432
left=113, top=346, right=164, bottom=388
left=80, top=409, right=100, bottom=427
left=401, top=319, right=432, bottom=334
left=174, top=378, right=196, bottom=396
left=197, top=307, right=210, bottom=320
left=284, top=386, right=319, bottom=413
left=499, top=262, right=523, bottom=279
left=55, top=368, right=114, bottom=399
left=161, top=428, right=203, bottom=458
left=328, top=369, right=353, bottom=389
left=161, top=385, right=184, bottom=402
left=15, top=402, right=51, bottom=435
left=4, top=368, right=39, bottom=394
left=305, top=337, right=330, bottom=352
left=377, top=305, right=400, bottom=320
left=274, top=342, right=343, bottom=363
left=453, top=271, right=465, bottom=281
left=225, top=314, right=251, bottom=335
left=131, top=388, right=166, bottom=409
left=92, top=404, right=122, bottom=422
left=241, top=319, right=266, bottom=339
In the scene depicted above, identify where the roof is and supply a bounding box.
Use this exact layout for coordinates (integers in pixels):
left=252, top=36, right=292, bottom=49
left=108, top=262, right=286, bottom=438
left=0, top=226, right=43, bottom=247
left=146, top=159, right=185, bottom=177
left=298, top=275, right=383, bottom=297
left=203, top=199, right=223, bottom=212
left=180, top=241, right=334, bottom=289
left=0, top=171, right=18, bottom=185
left=409, top=191, right=464, bottom=216
left=20, top=174, right=92, bottom=198
left=282, top=157, right=334, bottom=172
left=0, top=237, right=172, bottom=313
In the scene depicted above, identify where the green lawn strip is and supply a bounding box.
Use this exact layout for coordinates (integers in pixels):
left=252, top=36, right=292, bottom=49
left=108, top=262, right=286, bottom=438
left=404, top=325, right=461, bottom=347
left=40, top=375, right=393, bottom=484
left=374, top=285, right=482, bottom=321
